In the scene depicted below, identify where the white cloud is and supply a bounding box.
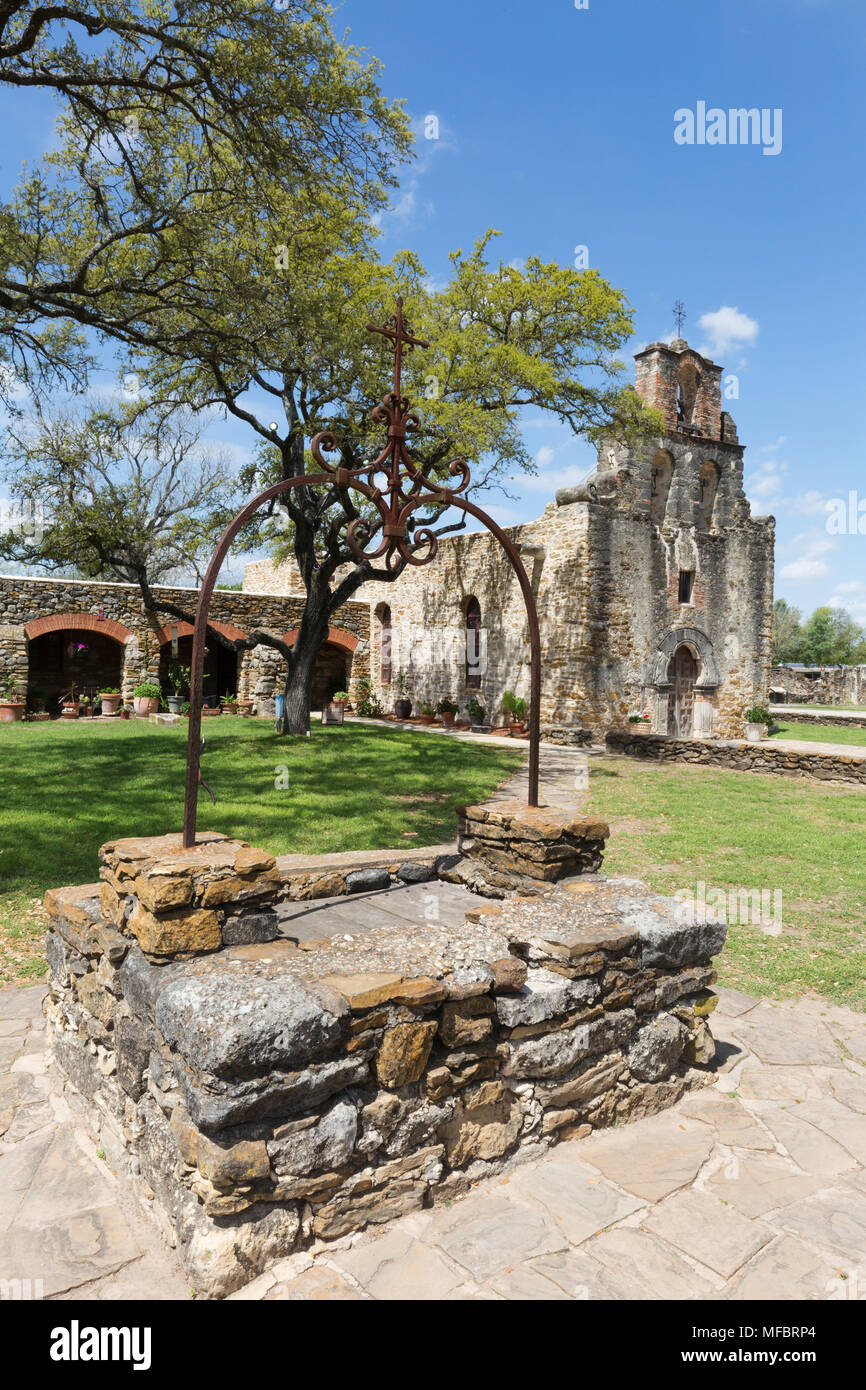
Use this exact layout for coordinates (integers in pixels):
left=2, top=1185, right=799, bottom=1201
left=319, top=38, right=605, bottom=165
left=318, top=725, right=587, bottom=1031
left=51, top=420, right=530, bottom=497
left=779, top=556, right=830, bottom=582
left=536, top=446, right=555, bottom=467
left=697, top=305, right=759, bottom=358
left=778, top=531, right=838, bottom=582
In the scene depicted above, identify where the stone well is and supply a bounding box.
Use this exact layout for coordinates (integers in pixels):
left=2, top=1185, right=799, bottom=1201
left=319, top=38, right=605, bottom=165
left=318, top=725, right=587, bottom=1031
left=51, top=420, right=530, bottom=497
left=44, top=828, right=726, bottom=1298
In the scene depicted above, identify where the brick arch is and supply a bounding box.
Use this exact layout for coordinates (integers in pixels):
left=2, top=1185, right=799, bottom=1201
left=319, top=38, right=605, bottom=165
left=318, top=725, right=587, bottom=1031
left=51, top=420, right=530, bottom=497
left=24, top=612, right=133, bottom=645
left=154, top=619, right=248, bottom=645
left=281, top=625, right=359, bottom=654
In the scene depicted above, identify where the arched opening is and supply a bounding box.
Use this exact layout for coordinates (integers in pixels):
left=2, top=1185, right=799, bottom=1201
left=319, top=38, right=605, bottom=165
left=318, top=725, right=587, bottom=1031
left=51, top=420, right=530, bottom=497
left=677, top=361, right=701, bottom=427
left=666, top=644, right=699, bottom=736
left=28, top=628, right=124, bottom=712
left=699, top=460, right=720, bottom=529
left=375, top=603, right=392, bottom=686
left=650, top=449, right=674, bottom=525
left=311, top=642, right=350, bottom=708
left=465, top=597, right=482, bottom=690
left=158, top=633, right=237, bottom=708
left=280, top=626, right=357, bottom=710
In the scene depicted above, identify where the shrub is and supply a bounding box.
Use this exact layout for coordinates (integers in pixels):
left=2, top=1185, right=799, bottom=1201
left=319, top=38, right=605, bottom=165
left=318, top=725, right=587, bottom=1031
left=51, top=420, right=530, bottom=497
left=133, top=682, right=162, bottom=699
left=436, top=697, right=459, bottom=715
left=355, top=676, right=382, bottom=718
left=745, top=705, right=772, bottom=726
left=503, top=690, right=527, bottom=720
left=467, top=697, right=486, bottom=722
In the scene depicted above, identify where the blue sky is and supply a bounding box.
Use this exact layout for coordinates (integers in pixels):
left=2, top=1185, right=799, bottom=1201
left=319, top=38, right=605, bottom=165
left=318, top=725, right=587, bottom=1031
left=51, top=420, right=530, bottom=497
left=2, top=0, right=865, bottom=620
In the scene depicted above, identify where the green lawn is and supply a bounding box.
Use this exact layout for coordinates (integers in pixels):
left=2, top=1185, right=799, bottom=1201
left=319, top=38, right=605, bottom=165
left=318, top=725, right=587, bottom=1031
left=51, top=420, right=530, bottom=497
left=770, top=720, right=866, bottom=747
left=0, top=719, right=523, bottom=987
left=588, top=756, right=866, bottom=1012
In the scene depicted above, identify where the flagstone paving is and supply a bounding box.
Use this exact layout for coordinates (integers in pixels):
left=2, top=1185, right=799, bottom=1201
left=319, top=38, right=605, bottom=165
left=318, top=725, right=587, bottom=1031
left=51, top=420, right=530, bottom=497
left=4, top=971, right=866, bottom=1301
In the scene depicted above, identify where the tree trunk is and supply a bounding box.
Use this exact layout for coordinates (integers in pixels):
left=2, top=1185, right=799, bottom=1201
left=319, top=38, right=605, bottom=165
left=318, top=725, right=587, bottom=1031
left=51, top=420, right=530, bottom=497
left=277, top=587, right=332, bottom=735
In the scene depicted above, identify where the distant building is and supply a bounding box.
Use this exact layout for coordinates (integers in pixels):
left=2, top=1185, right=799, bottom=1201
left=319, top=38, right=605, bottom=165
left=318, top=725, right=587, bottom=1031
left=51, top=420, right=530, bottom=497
left=247, top=338, right=776, bottom=739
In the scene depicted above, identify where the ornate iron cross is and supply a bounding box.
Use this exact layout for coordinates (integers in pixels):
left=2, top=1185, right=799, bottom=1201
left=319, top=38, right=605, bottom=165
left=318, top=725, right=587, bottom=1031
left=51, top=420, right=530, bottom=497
left=672, top=299, right=686, bottom=337
left=309, top=296, right=470, bottom=573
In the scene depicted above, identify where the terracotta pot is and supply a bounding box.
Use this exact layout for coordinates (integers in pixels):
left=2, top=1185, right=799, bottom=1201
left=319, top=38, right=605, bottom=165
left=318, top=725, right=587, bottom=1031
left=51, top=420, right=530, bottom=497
left=508, top=721, right=527, bottom=737
left=419, top=714, right=435, bottom=725
left=61, top=703, right=80, bottom=719
left=237, top=701, right=254, bottom=717
left=133, top=696, right=159, bottom=716
left=222, top=704, right=238, bottom=715
left=0, top=701, right=26, bottom=722
left=440, top=711, right=456, bottom=727
left=394, top=698, right=412, bottom=720
left=100, top=693, right=122, bottom=716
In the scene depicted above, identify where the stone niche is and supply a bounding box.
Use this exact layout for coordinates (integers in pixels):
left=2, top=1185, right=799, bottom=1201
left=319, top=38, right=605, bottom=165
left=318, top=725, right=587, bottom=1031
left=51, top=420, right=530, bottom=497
left=45, top=832, right=726, bottom=1299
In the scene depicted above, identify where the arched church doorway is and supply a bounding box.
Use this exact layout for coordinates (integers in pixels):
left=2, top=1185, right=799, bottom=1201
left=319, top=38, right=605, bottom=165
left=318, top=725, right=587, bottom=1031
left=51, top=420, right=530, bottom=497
left=667, top=644, right=699, bottom=736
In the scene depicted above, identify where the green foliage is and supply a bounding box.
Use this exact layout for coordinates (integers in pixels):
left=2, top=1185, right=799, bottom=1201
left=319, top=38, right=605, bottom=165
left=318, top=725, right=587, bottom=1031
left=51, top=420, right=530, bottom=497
left=467, top=697, right=487, bottom=722
left=164, top=663, right=191, bottom=697
left=744, top=706, right=772, bottom=726
left=132, top=681, right=161, bottom=699
left=0, top=1, right=411, bottom=402
left=502, top=690, right=527, bottom=720
left=436, top=697, right=459, bottom=716
left=773, top=599, right=866, bottom=666
left=354, top=676, right=383, bottom=718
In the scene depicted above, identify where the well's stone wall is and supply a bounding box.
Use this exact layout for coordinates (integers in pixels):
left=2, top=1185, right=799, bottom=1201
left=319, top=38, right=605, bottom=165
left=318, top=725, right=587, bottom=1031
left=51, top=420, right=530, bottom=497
left=45, top=830, right=724, bottom=1297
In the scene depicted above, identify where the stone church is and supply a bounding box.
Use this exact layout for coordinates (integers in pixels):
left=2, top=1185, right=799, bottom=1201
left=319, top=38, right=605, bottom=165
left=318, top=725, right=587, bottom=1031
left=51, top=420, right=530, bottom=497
left=246, top=337, right=775, bottom=739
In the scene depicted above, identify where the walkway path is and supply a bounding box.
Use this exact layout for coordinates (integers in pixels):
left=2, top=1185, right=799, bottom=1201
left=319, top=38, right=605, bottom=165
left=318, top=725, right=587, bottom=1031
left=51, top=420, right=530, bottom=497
left=0, top=984, right=189, bottom=1300
left=769, top=736, right=866, bottom=760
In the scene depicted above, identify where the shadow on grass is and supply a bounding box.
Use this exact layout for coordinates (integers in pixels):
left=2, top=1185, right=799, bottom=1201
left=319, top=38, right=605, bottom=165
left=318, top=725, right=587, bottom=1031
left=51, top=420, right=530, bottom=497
left=0, top=720, right=523, bottom=895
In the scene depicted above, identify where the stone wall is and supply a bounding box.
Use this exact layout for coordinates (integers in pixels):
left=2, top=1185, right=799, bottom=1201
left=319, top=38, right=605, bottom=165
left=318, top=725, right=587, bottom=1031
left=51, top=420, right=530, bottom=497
left=246, top=339, right=774, bottom=741
left=45, top=830, right=724, bottom=1298
left=772, top=710, right=866, bottom=730
left=606, top=730, right=866, bottom=785
left=769, top=665, right=866, bottom=706
left=0, top=575, right=369, bottom=710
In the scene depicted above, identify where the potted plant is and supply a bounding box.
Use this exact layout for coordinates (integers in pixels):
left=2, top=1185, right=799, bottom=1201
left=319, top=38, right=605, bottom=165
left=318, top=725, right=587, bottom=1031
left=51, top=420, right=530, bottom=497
left=419, top=702, right=436, bottom=725
left=132, top=681, right=161, bottom=716
left=164, top=662, right=190, bottom=715
left=61, top=684, right=80, bottom=719
left=221, top=693, right=239, bottom=716
left=437, top=697, right=459, bottom=728
left=628, top=712, right=653, bottom=734
left=237, top=695, right=254, bottom=717
left=467, top=696, right=488, bottom=732
left=97, top=685, right=122, bottom=716
left=744, top=705, right=771, bottom=743
left=502, top=689, right=528, bottom=735
left=0, top=676, right=26, bottom=722
left=80, top=694, right=95, bottom=718
left=393, top=672, right=413, bottom=720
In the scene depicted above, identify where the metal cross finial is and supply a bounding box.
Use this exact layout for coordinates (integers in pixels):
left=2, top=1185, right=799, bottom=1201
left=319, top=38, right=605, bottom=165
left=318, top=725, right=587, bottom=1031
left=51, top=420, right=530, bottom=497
left=673, top=299, right=686, bottom=338
left=366, top=295, right=429, bottom=398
